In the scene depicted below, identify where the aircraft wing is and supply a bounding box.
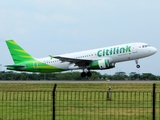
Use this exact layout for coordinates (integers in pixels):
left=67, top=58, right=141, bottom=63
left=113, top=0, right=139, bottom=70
left=49, top=55, right=92, bottom=66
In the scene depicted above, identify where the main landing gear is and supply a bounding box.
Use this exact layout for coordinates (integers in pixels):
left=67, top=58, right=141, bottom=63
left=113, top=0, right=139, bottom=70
left=135, top=60, right=140, bottom=68
left=81, top=70, right=92, bottom=77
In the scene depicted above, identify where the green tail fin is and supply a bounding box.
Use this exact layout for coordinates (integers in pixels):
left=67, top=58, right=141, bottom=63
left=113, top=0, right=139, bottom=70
left=6, top=40, right=35, bottom=64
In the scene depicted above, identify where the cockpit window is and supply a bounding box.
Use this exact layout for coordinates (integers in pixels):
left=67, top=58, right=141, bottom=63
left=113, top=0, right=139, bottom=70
left=142, top=45, right=150, bottom=48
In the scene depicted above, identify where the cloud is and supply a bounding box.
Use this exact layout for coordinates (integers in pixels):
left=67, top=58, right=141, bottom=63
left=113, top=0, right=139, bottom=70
left=22, top=0, right=114, bottom=13
left=34, top=13, right=79, bottom=24
left=14, top=27, right=26, bottom=34
left=0, top=8, right=31, bottom=39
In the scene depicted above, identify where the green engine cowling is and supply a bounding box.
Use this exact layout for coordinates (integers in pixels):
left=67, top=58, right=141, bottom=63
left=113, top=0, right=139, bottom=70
left=89, top=59, right=115, bottom=69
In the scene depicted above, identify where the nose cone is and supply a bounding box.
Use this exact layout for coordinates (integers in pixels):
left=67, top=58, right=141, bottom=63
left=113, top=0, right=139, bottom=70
left=150, top=47, right=157, bottom=55
left=152, top=47, right=157, bottom=54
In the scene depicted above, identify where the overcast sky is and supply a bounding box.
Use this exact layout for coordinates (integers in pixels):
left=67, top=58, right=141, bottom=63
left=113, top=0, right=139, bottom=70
left=0, top=0, right=160, bottom=75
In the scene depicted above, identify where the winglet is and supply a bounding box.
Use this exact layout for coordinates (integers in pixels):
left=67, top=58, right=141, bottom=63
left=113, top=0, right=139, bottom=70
left=49, top=55, right=54, bottom=59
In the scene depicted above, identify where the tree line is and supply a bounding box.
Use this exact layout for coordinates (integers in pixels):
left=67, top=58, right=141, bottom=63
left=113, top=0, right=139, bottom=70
left=0, top=71, right=159, bottom=80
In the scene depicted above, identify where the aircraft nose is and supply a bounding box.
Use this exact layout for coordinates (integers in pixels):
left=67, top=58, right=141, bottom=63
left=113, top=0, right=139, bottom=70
left=151, top=47, right=157, bottom=54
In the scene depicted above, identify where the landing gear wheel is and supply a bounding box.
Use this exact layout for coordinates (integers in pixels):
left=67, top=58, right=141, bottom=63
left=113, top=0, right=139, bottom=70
left=135, top=60, right=140, bottom=69
left=136, top=65, right=140, bottom=68
left=81, top=72, right=86, bottom=77
left=87, top=72, right=92, bottom=77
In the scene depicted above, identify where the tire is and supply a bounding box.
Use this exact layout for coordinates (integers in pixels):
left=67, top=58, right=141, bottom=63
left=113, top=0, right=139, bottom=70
left=136, top=65, right=140, bottom=68
left=81, top=72, right=86, bottom=77
left=87, top=72, right=92, bottom=77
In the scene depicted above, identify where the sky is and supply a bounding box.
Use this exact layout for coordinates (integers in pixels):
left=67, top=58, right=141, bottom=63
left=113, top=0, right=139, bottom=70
left=0, top=0, right=160, bottom=75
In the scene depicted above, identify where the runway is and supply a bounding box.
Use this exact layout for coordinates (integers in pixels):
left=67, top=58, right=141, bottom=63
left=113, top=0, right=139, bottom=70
left=0, top=80, right=159, bottom=84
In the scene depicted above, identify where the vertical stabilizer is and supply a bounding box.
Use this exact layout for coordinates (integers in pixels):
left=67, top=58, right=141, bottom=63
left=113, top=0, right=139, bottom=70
left=6, top=40, right=35, bottom=64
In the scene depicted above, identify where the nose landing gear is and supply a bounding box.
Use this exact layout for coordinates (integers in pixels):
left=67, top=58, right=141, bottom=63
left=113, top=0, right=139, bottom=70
left=135, top=60, right=140, bottom=68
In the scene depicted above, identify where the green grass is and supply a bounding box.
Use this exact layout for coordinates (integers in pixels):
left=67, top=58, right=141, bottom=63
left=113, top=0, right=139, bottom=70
left=0, top=82, right=159, bottom=91
left=0, top=83, right=159, bottom=120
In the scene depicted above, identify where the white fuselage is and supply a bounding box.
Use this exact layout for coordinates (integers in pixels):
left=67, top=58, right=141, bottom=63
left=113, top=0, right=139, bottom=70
left=37, top=42, right=157, bottom=71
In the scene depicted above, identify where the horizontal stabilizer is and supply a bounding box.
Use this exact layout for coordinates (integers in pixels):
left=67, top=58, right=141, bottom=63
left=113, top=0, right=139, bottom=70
left=5, top=65, right=26, bottom=68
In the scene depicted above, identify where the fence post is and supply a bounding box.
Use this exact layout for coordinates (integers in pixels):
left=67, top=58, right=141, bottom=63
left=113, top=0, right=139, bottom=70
left=152, top=83, right=156, bottom=120
left=52, top=84, right=57, bottom=120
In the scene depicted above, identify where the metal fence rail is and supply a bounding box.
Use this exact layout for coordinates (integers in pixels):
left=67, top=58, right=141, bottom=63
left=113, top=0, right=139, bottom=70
left=0, top=84, right=159, bottom=120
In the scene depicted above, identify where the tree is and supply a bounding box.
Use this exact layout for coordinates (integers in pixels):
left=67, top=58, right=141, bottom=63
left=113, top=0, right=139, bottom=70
left=1, top=71, right=159, bottom=81
left=141, top=73, right=158, bottom=80
left=115, top=72, right=126, bottom=76
left=129, top=72, right=140, bottom=80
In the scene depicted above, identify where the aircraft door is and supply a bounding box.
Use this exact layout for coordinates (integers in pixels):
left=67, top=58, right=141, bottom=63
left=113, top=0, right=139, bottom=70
left=132, top=44, right=138, bottom=53
left=33, top=61, right=38, bottom=69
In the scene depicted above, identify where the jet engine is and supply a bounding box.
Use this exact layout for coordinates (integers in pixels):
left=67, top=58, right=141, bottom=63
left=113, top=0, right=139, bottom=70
left=89, top=59, right=115, bottom=70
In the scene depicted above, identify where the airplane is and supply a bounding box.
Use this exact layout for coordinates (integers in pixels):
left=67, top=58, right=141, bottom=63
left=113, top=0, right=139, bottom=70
left=5, top=40, right=157, bottom=77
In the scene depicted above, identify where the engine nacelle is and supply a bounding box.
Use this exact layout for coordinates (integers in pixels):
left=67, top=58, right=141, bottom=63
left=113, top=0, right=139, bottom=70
left=89, top=59, right=115, bottom=70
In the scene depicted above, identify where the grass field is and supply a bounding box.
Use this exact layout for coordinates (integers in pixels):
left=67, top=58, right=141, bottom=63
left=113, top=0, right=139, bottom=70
left=0, top=82, right=159, bottom=120
left=0, top=82, right=160, bottom=91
